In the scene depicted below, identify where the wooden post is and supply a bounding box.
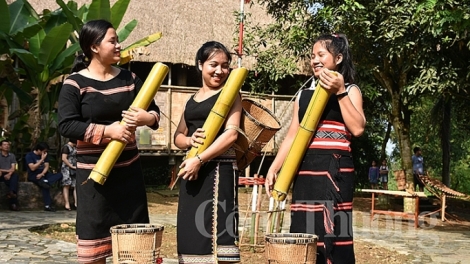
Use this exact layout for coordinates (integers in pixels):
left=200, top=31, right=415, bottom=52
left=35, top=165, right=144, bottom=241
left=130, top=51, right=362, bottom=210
left=441, top=193, right=446, bottom=222
left=370, top=192, right=376, bottom=224
left=244, top=166, right=250, bottom=188
left=414, top=196, right=419, bottom=229
left=253, top=176, right=263, bottom=246
left=403, top=197, right=416, bottom=214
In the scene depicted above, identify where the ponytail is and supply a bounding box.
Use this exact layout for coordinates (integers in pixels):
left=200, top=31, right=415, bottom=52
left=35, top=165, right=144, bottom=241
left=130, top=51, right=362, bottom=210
left=70, top=53, right=90, bottom=73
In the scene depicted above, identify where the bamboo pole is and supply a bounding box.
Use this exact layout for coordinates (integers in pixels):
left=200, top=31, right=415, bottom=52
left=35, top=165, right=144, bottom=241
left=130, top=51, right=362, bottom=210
left=277, top=200, right=286, bottom=233
left=266, top=197, right=275, bottom=233
left=253, top=175, right=264, bottom=248
left=271, top=72, right=337, bottom=201
left=88, top=62, right=169, bottom=184
left=249, top=174, right=258, bottom=249
left=170, top=67, right=248, bottom=189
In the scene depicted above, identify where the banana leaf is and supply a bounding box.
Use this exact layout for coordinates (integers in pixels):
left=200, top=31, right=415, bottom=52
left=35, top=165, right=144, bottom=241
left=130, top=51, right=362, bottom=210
left=123, top=32, right=163, bottom=51
left=85, top=0, right=111, bottom=22
left=56, top=0, right=83, bottom=32
left=0, top=0, right=10, bottom=33
left=38, top=23, right=72, bottom=66
left=110, top=0, right=131, bottom=29
left=117, top=19, right=137, bottom=43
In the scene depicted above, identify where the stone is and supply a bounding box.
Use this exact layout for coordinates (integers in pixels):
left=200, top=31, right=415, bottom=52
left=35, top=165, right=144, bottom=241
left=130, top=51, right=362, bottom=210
left=0, top=182, right=70, bottom=210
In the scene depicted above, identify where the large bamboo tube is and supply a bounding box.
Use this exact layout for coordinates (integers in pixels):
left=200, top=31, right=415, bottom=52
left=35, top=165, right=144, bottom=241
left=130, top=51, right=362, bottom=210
left=170, top=67, right=248, bottom=188
left=271, top=72, right=337, bottom=201
left=88, top=62, right=169, bottom=185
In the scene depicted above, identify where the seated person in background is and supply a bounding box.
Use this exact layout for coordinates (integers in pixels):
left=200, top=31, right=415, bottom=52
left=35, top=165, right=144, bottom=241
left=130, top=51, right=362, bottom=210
left=26, top=142, right=63, bottom=211
left=0, top=139, right=19, bottom=211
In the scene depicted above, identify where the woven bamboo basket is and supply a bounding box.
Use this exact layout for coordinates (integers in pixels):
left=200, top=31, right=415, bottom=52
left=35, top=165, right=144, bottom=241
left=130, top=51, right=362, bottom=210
left=110, top=224, right=164, bottom=264
left=234, top=99, right=281, bottom=170
left=265, top=233, right=318, bottom=264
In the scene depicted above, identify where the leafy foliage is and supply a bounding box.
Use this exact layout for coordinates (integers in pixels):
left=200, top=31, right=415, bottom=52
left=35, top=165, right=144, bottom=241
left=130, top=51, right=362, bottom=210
left=0, top=0, right=162, bottom=163
left=245, top=0, right=470, bottom=191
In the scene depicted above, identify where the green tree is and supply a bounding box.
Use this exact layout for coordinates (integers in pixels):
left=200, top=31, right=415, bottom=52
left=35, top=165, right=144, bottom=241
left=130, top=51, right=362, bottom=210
left=246, top=0, right=470, bottom=190
left=407, top=0, right=470, bottom=186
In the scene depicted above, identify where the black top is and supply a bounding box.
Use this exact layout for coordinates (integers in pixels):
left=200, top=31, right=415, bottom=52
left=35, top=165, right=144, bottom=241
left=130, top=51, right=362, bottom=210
left=58, top=69, right=160, bottom=166
left=184, top=91, right=224, bottom=145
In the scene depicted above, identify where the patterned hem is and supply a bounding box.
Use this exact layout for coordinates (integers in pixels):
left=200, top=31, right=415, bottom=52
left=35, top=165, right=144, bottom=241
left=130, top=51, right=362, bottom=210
left=77, top=236, right=112, bottom=263
left=217, top=245, right=240, bottom=262
left=178, top=254, right=215, bottom=263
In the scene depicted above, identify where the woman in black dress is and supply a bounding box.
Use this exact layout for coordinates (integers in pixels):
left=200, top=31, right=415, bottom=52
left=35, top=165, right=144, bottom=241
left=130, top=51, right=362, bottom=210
left=265, top=34, right=366, bottom=264
left=58, top=20, right=160, bottom=264
left=174, top=41, right=242, bottom=263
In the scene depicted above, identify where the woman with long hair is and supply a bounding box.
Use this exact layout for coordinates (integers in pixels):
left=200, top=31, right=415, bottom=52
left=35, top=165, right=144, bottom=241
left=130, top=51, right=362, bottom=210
left=58, top=19, right=161, bottom=264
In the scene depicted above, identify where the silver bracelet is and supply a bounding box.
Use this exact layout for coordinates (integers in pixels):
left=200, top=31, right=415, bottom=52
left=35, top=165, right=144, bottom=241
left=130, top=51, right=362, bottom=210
left=196, top=154, right=204, bottom=164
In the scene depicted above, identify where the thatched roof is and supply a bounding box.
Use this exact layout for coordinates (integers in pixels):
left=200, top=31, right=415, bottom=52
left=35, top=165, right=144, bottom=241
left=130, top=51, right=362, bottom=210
left=24, top=0, right=273, bottom=69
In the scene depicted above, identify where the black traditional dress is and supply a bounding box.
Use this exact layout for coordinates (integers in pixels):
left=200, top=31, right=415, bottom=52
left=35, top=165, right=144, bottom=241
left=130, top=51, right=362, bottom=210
left=290, top=86, right=357, bottom=264
left=177, top=92, right=240, bottom=263
left=58, top=69, right=160, bottom=263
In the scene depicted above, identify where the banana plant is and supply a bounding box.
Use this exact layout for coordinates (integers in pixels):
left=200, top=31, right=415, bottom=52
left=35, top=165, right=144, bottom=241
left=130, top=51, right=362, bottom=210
left=1, top=0, right=80, bottom=149
left=10, top=22, right=79, bottom=143
left=55, top=0, right=162, bottom=65
left=1, top=0, right=162, bottom=151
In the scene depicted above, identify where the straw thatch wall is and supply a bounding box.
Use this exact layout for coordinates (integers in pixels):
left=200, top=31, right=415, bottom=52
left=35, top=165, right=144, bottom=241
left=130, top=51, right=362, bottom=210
left=23, top=0, right=272, bottom=69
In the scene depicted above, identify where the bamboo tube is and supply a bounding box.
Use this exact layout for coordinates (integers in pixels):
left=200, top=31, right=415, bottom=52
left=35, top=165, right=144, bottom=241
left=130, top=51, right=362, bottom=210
left=277, top=200, right=286, bottom=233
left=250, top=174, right=259, bottom=248
left=88, top=62, right=169, bottom=184
left=266, top=197, right=275, bottom=233
left=271, top=72, right=337, bottom=201
left=170, top=67, right=248, bottom=189
left=254, top=176, right=263, bottom=247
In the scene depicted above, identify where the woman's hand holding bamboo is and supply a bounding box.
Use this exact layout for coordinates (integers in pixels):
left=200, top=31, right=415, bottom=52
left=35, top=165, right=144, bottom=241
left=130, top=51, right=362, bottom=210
left=104, top=121, right=133, bottom=143
left=318, top=68, right=345, bottom=94
left=264, top=170, right=278, bottom=197
left=187, top=128, right=206, bottom=148
left=179, top=128, right=206, bottom=180
left=178, top=157, right=202, bottom=181
left=121, top=106, right=155, bottom=128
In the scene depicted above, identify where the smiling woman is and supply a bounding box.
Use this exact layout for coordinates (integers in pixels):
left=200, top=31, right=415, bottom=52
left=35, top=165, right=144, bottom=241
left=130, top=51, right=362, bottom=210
left=265, top=33, right=365, bottom=264
left=173, top=41, right=243, bottom=263
left=57, top=19, right=162, bottom=264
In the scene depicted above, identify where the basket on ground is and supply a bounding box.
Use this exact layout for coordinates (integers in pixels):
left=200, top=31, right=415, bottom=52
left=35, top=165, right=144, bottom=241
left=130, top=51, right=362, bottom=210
left=110, top=224, right=164, bottom=264
left=234, top=99, right=281, bottom=170
left=265, top=233, right=318, bottom=264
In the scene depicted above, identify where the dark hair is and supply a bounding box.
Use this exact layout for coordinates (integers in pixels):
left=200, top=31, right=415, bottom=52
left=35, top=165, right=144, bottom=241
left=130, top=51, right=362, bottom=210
left=69, top=138, right=77, bottom=144
left=313, top=33, right=355, bottom=83
left=195, top=41, right=231, bottom=74
left=0, top=139, right=10, bottom=145
left=71, top=19, right=114, bottom=73
left=34, top=142, right=49, bottom=151
left=413, top=147, right=421, bottom=154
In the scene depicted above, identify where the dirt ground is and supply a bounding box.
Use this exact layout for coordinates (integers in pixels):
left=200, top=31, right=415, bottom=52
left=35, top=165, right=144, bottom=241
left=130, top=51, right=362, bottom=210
left=33, top=188, right=470, bottom=263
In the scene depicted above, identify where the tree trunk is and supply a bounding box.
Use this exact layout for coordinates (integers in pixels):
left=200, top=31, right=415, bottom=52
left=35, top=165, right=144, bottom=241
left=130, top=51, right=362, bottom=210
left=390, top=94, right=414, bottom=189
left=441, top=96, right=451, bottom=186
